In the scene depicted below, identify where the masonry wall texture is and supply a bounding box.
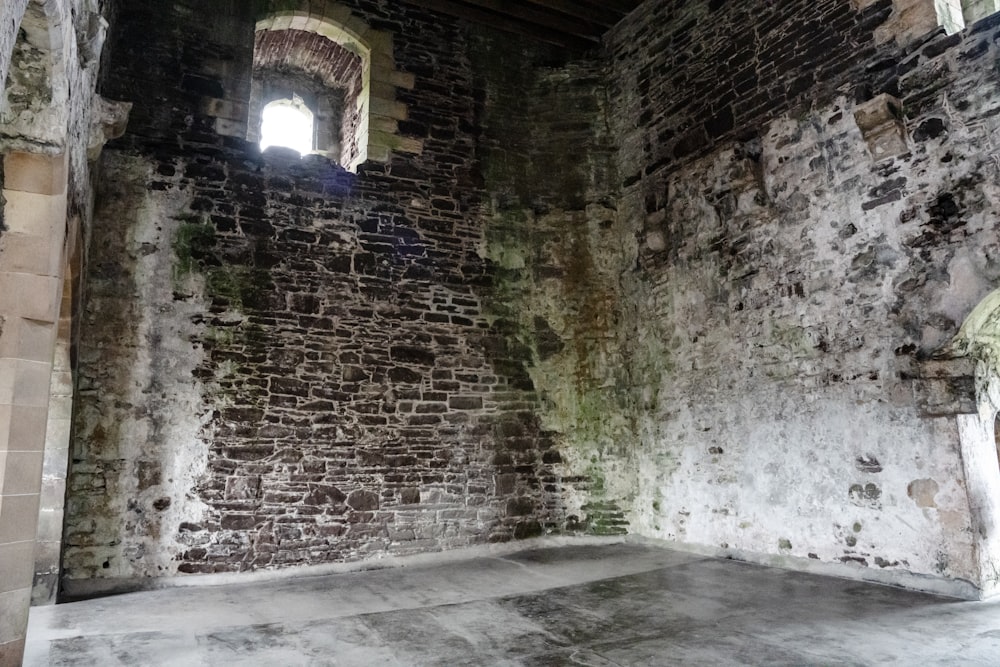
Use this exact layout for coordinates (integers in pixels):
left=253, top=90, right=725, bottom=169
left=0, top=0, right=30, bottom=98
left=58, top=0, right=1000, bottom=602
left=0, top=0, right=31, bottom=226
left=576, top=1, right=1000, bottom=594
left=62, top=0, right=588, bottom=593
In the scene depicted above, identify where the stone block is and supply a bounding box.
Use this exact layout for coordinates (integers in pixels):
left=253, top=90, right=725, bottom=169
left=346, top=489, right=379, bottom=511
left=31, top=571, right=58, bottom=606
left=0, top=362, right=13, bottom=407
left=0, top=451, right=42, bottom=495
left=876, top=0, right=942, bottom=44
left=39, top=476, right=66, bottom=512
left=2, top=153, right=66, bottom=196
left=0, top=232, right=62, bottom=277
left=220, top=514, right=256, bottom=530
left=4, top=319, right=58, bottom=364
left=389, top=70, right=415, bottom=90
left=369, top=95, right=407, bottom=121
left=32, top=509, right=63, bottom=544
left=1, top=189, right=66, bottom=240
left=12, top=360, right=53, bottom=409
left=0, top=272, right=60, bottom=323
left=448, top=396, right=483, bottom=410
left=32, top=538, right=60, bottom=573
left=0, top=637, right=26, bottom=667
left=0, top=493, right=40, bottom=543
left=46, top=396, right=72, bottom=421
left=0, top=406, right=9, bottom=453
left=854, top=94, right=909, bottom=161
left=0, top=588, right=31, bottom=643
left=911, top=356, right=977, bottom=416
left=48, top=370, right=72, bottom=398
left=224, top=476, right=261, bottom=501
left=8, top=405, right=50, bottom=452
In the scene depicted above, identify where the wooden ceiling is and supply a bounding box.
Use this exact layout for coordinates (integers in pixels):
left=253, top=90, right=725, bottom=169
left=400, top=0, right=644, bottom=50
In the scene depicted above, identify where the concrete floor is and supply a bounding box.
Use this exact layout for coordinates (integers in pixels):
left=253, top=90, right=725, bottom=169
left=23, top=543, right=1000, bottom=666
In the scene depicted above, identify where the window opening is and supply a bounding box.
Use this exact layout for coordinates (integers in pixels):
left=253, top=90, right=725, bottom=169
left=252, top=7, right=421, bottom=170
left=259, top=96, right=314, bottom=156
left=936, top=0, right=1000, bottom=34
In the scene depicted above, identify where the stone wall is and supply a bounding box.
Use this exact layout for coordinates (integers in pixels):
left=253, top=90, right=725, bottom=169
left=0, top=0, right=32, bottom=230
left=568, top=0, right=1000, bottom=594
left=472, top=32, right=636, bottom=535
left=62, top=0, right=585, bottom=593
left=62, top=0, right=1000, bottom=601
left=1, top=0, right=114, bottom=660
left=0, top=0, right=31, bottom=98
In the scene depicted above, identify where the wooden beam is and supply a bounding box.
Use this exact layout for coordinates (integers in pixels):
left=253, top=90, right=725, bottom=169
left=400, top=0, right=600, bottom=50
left=519, top=0, right=623, bottom=28
left=457, top=0, right=606, bottom=36
left=577, top=0, right=639, bottom=17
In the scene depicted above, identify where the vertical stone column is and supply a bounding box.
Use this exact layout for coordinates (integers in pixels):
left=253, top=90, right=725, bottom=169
left=32, top=268, right=74, bottom=605
left=0, top=150, right=66, bottom=666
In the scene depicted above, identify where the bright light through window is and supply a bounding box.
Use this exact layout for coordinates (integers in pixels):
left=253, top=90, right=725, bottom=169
left=260, top=98, right=314, bottom=156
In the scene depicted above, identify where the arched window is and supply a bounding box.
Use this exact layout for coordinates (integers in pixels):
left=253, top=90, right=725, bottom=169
left=250, top=5, right=422, bottom=172
left=259, top=96, right=315, bottom=156
left=936, top=0, right=1000, bottom=34
left=248, top=25, right=365, bottom=168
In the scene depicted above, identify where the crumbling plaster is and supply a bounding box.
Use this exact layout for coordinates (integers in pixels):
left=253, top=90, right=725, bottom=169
left=575, top=2, right=1000, bottom=596
left=478, top=0, right=1000, bottom=599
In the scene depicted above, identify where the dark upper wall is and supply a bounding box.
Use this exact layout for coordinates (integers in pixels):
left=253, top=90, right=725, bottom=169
left=609, top=0, right=898, bottom=187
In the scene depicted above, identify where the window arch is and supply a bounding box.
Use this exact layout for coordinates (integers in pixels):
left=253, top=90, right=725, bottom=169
left=937, top=287, right=1000, bottom=597
left=936, top=0, right=1000, bottom=34
left=251, top=3, right=422, bottom=171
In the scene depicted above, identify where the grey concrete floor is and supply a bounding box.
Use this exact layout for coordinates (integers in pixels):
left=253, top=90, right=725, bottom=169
left=23, top=543, right=1000, bottom=666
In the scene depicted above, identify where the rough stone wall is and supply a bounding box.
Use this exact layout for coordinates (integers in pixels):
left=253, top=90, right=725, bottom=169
left=472, top=32, right=635, bottom=535
left=0, top=0, right=31, bottom=96
left=63, top=0, right=577, bottom=591
left=0, top=0, right=32, bottom=229
left=576, top=0, right=1000, bottom=592
left=64, top=0, right=1000, bottom=599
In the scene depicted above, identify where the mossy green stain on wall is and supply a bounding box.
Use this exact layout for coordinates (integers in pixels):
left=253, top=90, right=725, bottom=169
left=172, top=221, right=273, bottom=311
left=470, top=30, right=639, bottom=534
left=172, top=221, right=216, bottom=279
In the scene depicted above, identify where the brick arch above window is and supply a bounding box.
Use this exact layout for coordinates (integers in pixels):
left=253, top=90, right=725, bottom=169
left=254, top=3, right=421, bottom=171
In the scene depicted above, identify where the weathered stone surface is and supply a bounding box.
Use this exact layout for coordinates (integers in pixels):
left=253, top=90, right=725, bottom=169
left=62, top=0, right=569, bottom=587
left=580, top=0, right=1000, bottom=591
left=49, top=0, right=1000, bottom=604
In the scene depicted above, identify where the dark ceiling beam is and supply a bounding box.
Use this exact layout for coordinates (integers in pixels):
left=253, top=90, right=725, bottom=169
left=457, top=0, right=607, bottom=35
left=519, top=0, right=623, bottom=28
left=577, top=0, right=638, bottom=17
left=401, top=0, right=600, bottom=49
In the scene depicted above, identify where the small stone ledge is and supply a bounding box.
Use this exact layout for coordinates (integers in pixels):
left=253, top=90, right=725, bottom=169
left=854, top=93, right=909, bottom=162
left=908, top=356, right=977, bottom=416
